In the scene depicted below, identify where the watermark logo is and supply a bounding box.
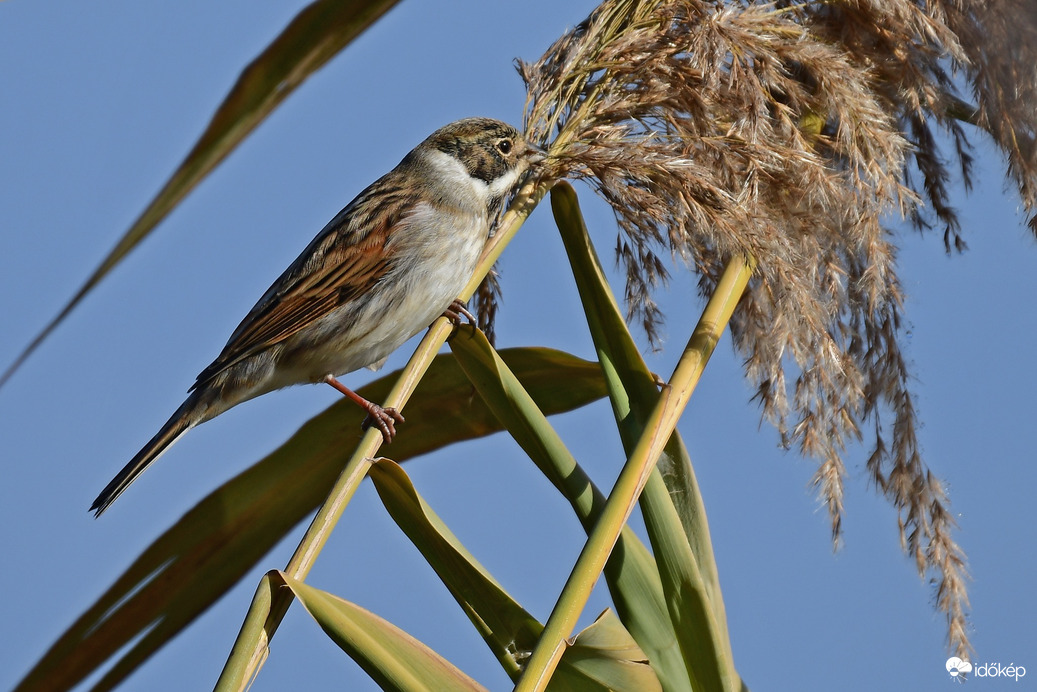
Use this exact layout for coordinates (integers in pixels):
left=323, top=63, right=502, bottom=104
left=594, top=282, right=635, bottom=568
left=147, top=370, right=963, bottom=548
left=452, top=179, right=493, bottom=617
left=947, top=657, right=973, bottom=680
left=945, top=657, right=1026, bottom=682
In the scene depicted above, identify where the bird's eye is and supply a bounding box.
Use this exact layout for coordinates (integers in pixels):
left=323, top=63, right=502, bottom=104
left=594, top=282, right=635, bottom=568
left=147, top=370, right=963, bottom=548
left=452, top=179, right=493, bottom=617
left=496, top=138, right=513, bottom=155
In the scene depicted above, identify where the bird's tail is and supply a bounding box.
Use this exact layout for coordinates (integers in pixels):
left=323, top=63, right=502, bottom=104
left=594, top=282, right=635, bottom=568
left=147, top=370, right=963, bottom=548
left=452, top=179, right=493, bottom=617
left=90, top=395, right=203, bottom=517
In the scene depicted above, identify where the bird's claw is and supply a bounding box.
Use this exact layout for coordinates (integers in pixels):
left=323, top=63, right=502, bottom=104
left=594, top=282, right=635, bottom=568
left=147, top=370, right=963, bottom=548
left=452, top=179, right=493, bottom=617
left=443, top=299, right=478, bottom=343
left=361, top=404, right=405, bottom=443
left=442, top=299, right=477, bottom=327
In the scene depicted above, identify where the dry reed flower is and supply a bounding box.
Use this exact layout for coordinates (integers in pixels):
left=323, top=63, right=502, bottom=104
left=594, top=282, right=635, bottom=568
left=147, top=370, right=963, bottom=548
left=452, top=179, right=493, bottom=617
left=514, top=0, right=1035, bottom=658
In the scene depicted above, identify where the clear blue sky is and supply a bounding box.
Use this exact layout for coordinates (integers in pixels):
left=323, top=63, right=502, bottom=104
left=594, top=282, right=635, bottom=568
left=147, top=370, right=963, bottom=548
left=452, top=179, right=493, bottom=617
left=1, top=1, right=1034, bottom=690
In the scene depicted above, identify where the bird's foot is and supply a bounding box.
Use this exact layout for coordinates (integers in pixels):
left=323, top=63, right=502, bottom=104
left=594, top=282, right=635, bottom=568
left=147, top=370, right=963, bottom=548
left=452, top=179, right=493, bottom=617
left=442, top=298, right=477, bottom=327
left=324, top=374, right=405, bottom=443
left=442, top=299, right=478, bottom=343
left=361, top=404, right=405, bottom=444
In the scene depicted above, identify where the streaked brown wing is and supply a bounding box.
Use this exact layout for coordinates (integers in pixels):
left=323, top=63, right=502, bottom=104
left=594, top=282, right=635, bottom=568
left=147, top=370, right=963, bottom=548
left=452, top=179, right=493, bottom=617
left=192, top=181, right=407, bottom=389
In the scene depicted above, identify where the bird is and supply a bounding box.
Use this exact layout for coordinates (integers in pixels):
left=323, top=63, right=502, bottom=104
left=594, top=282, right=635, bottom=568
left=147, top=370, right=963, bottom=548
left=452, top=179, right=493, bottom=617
left=90, top=117, right=545, bottom=516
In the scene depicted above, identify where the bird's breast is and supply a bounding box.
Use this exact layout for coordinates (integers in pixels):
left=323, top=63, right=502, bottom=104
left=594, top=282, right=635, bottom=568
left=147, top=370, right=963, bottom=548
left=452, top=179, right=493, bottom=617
left=273, top=202, right=489, bottom=384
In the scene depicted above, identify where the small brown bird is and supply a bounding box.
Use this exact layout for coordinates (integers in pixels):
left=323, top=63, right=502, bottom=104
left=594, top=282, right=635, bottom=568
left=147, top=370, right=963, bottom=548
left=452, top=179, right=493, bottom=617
left=91, top=117, right=544, bottom=516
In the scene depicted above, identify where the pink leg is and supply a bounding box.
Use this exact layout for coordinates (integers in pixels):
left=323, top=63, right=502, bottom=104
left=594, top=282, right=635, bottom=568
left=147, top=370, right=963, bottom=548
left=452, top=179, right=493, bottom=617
left=324, top=375, right=404, bottom=443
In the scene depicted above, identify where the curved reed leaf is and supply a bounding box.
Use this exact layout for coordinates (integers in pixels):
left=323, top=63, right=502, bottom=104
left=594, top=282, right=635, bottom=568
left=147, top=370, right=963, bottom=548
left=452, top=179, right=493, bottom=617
left=0, top=0, right=399, bottom=389
left=16, top=348, right=604, bottom=692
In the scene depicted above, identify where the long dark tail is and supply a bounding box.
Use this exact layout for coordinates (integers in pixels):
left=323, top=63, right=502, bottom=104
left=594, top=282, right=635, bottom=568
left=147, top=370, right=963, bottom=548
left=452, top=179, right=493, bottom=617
left=90, top=396, right=202, bottom=517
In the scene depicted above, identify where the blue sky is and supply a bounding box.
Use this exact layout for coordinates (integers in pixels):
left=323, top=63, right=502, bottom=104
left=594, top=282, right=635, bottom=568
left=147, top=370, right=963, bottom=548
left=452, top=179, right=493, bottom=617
left=1, top=1, right=1034, bottom=690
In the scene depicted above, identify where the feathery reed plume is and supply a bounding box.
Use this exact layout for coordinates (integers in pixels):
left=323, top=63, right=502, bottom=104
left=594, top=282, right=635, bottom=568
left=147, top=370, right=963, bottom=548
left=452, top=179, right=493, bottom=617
left=515, top=0, right=1036, bottom=658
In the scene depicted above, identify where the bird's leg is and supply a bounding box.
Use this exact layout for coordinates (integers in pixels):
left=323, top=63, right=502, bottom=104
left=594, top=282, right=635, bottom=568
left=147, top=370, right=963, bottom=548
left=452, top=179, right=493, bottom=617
left=442, top=298, right=476, bottom=326
left=323, top=374, right=404, bottom=443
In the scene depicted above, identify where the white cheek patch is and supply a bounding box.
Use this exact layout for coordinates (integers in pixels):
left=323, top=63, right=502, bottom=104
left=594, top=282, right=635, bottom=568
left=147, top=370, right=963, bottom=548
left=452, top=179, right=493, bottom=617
left=425, top=149, right=491, bottom=206
left=424, top=148, right=525, bottom=207
left=487, top=165, right=524, bottom=199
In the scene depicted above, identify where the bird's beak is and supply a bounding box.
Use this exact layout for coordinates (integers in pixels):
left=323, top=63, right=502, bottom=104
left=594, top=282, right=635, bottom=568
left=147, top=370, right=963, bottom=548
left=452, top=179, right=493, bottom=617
left=524, top=142, right=548, bottom=165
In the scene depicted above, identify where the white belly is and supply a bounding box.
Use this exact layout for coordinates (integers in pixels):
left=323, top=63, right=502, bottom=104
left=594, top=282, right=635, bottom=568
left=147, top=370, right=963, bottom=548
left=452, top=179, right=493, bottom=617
left=270, top=203, right=488, bottom=387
